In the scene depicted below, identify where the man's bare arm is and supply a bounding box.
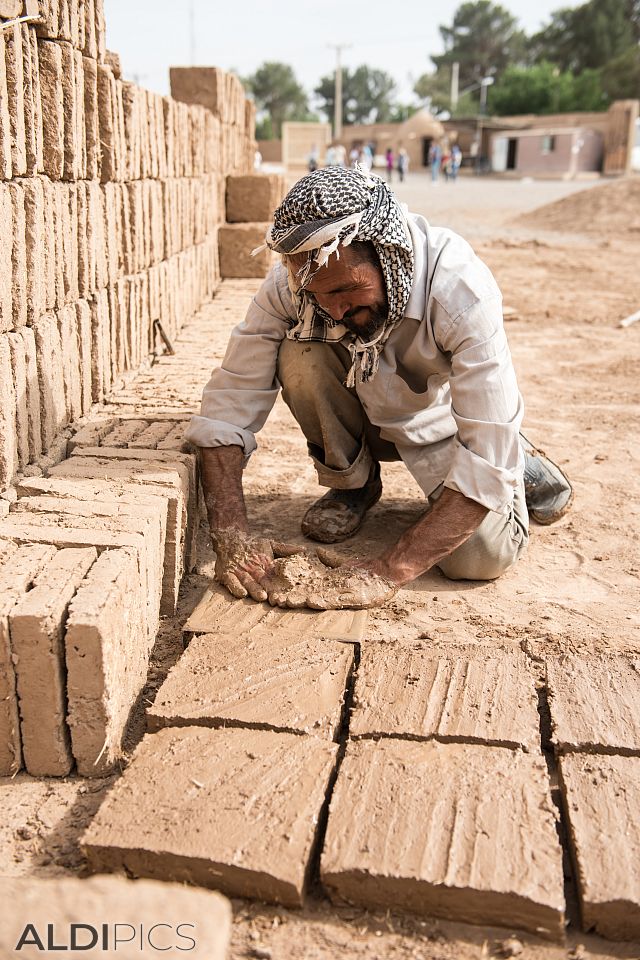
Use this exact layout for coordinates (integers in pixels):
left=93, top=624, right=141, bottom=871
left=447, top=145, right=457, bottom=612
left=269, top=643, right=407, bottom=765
left=200, top=445, right=249, bottom=535
left=364, top=487, right=488, bottom=586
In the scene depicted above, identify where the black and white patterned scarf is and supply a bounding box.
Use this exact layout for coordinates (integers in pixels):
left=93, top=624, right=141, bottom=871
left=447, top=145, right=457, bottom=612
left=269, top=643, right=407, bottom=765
left=262, top=165, right=414, bottom=386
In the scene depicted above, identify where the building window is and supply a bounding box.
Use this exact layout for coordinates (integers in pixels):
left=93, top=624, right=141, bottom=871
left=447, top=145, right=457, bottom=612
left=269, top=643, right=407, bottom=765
left=542, top=135, right=556, bottom=154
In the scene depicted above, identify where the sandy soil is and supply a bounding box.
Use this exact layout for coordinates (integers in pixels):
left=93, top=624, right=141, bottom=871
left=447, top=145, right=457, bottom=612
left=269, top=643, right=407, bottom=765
left=1, top=173, right=639, bottom=960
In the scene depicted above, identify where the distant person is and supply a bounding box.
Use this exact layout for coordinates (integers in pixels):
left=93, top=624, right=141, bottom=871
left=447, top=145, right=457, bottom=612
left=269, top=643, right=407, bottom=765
left=428, top=141, right=442, bottom=182
left=442, top=147, right=452, bottom=182
left=397, top=147, right=409, bottom=182
left=450, top=144, right=462, bottom=181
left=385, top=148, right=394, bottom=183
left=360, top=143, right=373, bottom=172
left=335, top=143, right=347, bottom=167
left=349, top=145, right=360, bottom=168
left=308, top=143, right=319, bottom=173
left=254, top=149, right=262, bottom=170
left=325, top=144, right=338, bottom=166
left=188, top=166, right=573, bottom=611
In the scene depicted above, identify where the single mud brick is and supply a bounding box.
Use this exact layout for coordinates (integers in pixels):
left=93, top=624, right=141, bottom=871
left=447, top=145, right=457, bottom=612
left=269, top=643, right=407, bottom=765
left=0, top=1, right=22, bottom=15
left=74, top=49, right=85, bottom=177
left=65, top=547, right=148, bottom=776
left=87, top=180, right=106, bottom=290
left=559, top=753, right=640, bottom=939
left=219, top=223, right=272, bottom=279
left=547, top=653, right=640, bottom=755
left=0, top=187, right=11, bottom=331
left=38, top=39, right=64, bottom=178
left=55, top=0, right=70, bottom=40
left=17, top=326, right=42, bottom=462
left=0, top=542, right=56, bottom=776
left=11, top=497, right=164, bottom=639
left=75, top=299, right=92, bottom=415
left=321, top=739, right=565, bottom=939
left=94, top=0, right=105, bottom=60
left=148, top=624, right=355, bottom=739
left=7, top=181, right=27, bottom=327
left=170, top=66, right=226, bottom=118
left=34, top=0, right=59, bottom=38
left=7, top=332, right=29, bottom=469
left=102, top=182, right=122, bottom=284
left=76, top=182, right=90, bottom=295
left=0, top=34, right=13, bottom=179
left=0, top=875, right=231, bottom=960
left=59, top=41, right=77, bottom=179
left=41, top=177, right=56, bottom=309
left=183, top=584, right=367, bottom=642
left=350, top=649, right=540, bottom=751
left=83, top=55, right=99, bottom=179
left=0, top=335, right=17, bottom=489
left=226, top=173, right=284, bottom=223
left=83, top=726, right=338, bottom=906
left=61, top=181, right=79, bottom=303
left=97, top=63, right=115, bottom=182
left=19, top=176, right=45, bottom=323
left=89, top=287, right=110, bottom=401
left=5, top=25, right=26, bottom=175
left=81, top=0, right=96, bottom=57
left=48, top=457, right=184, bottom=614
left=32, top=312, right=67, bottom=449
left=121, top=81, right=140, bottom=181
left=155, top=419, right=189, bottom=451
left=21, top=25, right=40, bottom=174
left=10, top=546, right=96, bottom=776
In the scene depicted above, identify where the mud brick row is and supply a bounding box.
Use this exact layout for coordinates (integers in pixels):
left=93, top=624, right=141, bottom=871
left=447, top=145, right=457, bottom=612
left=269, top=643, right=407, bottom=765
left=544, top=653, right=640, bottom=939
left=170, top=66, right=249, bottom=131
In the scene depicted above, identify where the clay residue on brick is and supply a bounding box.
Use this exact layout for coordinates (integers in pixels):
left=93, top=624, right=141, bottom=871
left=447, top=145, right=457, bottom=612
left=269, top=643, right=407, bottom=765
left=547, top=653, right=640, bottom=755
left=83, top=726, right=338, bottom=907
left=321, top=739, right=565, bottom=939
left=559, top=752, right=640, bottom=940
left=350, top=648, right=540, bottom=751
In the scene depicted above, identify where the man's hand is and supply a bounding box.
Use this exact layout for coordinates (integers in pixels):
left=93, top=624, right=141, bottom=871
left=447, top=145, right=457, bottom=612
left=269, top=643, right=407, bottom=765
left=214, top=530, right=304, bottom=602
left=261, top=553, right=397, bottom=610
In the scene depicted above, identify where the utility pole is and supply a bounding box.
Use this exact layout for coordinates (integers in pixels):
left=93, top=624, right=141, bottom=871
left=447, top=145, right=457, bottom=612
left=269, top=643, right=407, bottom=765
left=189, top=0, right=196, bottom=65
left=328, top=43, right=351, bottom=141
left=450, top=61, right=459, bottom=112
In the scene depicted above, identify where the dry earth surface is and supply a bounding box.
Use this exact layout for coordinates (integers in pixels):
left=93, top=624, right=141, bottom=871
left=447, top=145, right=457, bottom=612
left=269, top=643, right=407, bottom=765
left=1, top=171, right=640, bottom=960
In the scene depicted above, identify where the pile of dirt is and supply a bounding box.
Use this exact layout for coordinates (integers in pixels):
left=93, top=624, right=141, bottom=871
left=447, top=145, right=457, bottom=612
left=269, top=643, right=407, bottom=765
left=515, top=176, right=640, bottom=235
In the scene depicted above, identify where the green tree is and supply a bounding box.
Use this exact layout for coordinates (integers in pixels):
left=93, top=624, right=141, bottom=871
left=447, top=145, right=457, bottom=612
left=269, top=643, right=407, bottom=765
left=490, top=61, right=605, bottom=115
left=532, top=0, right=635, bottom=73
left=244, top=62, right=311, bottom=139
left=600, top=45, right=640, bottom=100
left=430, top=1, right=527, bottom=89
left=314, top=65, right=397, bottom=125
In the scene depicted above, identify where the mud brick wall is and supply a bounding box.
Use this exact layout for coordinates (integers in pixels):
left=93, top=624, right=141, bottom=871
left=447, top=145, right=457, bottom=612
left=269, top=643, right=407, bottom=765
left=0, top=2, right=257, bottom=494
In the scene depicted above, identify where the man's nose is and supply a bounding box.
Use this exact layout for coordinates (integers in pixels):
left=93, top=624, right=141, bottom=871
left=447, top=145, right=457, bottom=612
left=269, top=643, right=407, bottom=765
left=317, top=294, right=349, bottom=322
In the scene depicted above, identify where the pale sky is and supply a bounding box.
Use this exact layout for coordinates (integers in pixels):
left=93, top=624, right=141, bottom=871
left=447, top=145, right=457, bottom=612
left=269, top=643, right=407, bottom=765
left=104, top=0, right=581, bottom=109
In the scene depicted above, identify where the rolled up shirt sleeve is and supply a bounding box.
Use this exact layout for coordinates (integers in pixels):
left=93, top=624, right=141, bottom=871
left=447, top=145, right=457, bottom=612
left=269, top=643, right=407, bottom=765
left=437, top=293, right=524, bottom=514
left=185, top=264, right=294, bottom=456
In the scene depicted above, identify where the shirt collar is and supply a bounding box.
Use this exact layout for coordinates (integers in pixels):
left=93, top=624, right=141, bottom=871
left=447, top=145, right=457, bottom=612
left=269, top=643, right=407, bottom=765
left=403, top=215, right=427, bottom=321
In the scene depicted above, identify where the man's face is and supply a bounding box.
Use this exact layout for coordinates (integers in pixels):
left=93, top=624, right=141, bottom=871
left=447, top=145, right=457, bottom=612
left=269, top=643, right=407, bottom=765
left=291, top=247, right=388, bottom=340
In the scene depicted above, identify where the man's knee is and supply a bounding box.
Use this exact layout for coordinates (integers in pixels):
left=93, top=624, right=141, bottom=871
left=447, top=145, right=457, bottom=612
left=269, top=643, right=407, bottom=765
left=437, top=511, right=528, bottom=582
left=277, top=338, right=349, bottom=400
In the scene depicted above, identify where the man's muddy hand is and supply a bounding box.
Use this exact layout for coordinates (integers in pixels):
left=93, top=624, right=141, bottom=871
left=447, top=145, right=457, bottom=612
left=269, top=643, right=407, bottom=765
left=214, top=529, right=305, bottom=602
left=264, top=554, right=397, bottom=610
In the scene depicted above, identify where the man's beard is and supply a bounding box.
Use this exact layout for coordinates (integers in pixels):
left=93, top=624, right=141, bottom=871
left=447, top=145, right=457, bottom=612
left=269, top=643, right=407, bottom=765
left=342, top=301, right=388, bottom=341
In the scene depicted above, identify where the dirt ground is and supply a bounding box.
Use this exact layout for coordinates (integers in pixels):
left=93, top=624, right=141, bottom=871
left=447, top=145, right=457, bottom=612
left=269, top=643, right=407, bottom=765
left=1, top=172, right=640, bottom=960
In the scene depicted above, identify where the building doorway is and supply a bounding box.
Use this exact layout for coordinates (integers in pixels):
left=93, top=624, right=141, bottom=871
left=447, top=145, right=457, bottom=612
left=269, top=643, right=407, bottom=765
left=507, top=138, right=518, bottom=170
left=422, top=137, right=433, bottom=167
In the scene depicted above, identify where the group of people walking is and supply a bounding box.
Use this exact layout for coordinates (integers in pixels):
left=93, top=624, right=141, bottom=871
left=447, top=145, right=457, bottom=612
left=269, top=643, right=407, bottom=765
left=428, top=141, right=462, bottom=182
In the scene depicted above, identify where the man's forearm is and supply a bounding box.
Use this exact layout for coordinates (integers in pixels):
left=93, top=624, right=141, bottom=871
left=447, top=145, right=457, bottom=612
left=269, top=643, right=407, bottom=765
left=368, top=487, right=488, bottom=586
left=199, top=445, right=249, bottom=536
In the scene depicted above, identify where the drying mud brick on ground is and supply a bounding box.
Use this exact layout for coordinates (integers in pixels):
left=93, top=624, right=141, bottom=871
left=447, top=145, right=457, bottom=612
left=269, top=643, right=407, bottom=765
left=0, top=0, right=640, bottom=956
left=82, top=726, right=338, bottom=907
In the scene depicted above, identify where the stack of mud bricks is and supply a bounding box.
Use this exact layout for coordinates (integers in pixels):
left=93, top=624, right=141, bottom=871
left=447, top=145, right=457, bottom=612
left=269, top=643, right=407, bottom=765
left=0, top=3, right=255, bottom=782
left=169, top=66, right=282, bottom=280
left=0, top=5, right=257, bottom=497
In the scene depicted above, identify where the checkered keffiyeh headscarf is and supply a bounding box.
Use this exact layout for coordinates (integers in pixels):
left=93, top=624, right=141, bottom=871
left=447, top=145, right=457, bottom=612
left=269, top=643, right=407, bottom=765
left=262, top=165, right=414, bottom=386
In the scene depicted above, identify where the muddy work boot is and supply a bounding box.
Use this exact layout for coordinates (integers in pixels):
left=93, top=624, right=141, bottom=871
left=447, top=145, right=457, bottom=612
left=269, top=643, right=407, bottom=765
left=301, top=464, right=382, bottom=543
left=521, top=434, right=573, bottom=524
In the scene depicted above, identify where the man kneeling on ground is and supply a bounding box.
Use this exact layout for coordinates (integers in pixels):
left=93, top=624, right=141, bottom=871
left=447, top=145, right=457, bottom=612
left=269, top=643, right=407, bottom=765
left=186, top=166, right=572, bottom=610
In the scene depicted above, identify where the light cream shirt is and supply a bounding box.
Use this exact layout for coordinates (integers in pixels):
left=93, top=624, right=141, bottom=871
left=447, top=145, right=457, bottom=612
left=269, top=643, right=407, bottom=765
left=186, top=214, right=524, bottom=515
